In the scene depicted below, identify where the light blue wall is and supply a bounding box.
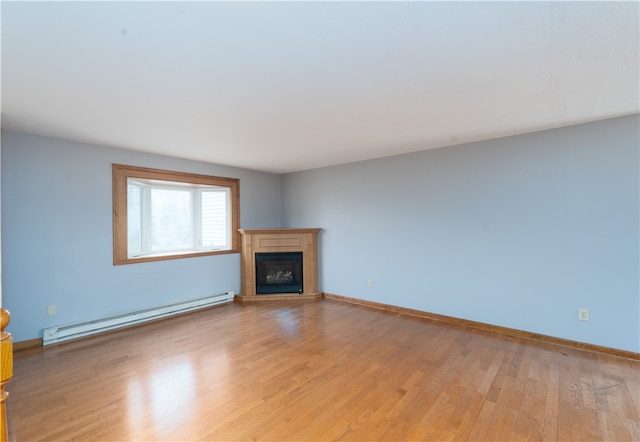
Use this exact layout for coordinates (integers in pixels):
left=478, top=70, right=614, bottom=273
left=3, top=116, right=639, bottom=352
left=1, top=130, right=283, bottom=341
left=282, top=115, right=640, bottom=353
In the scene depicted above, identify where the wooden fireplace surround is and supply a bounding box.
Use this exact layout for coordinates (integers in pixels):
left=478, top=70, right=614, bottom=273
left=236, top=228, right=322, bottom=302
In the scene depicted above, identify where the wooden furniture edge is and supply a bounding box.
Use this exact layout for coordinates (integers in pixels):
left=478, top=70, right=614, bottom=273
left=234, top=293, right=323, bottom=303
left=13, top=339, right=43, bottom=352
left=1, top=308, right=13, bottom=442
left=322, top=293, right=640, bottom=361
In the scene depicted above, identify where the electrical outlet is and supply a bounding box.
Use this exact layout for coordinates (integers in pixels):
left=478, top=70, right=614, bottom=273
left=578, top=308, right=589, bottom=321
left=47, top=304, right=57, bottom=316
left=367, top=279, right=373, bottom=288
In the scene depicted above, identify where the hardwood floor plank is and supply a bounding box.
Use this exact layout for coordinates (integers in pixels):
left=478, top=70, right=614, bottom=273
left=8, top=299, right=640, bottom=441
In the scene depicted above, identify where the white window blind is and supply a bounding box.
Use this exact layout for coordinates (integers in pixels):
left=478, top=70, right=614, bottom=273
left=200, top=189, right=229, bottom=249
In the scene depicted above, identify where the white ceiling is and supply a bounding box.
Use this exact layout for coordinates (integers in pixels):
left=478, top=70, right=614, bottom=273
left=2, top=1, right=638, bottom=174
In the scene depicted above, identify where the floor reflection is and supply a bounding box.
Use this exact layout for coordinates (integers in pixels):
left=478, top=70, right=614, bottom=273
left=275, top=308, right=301, bottom=337
left=127, top=358, right=195, bottom=436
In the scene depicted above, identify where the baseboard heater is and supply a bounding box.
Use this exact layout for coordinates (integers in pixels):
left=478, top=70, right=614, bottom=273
left=42, top=291, right=235, bottom=345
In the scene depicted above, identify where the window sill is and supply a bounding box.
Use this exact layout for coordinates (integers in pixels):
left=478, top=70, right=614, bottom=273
left=114, top=248, right=240, bottom=266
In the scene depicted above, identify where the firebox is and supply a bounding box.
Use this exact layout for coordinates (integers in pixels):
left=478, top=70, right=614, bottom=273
left=255, top=252, right=303, bottom=294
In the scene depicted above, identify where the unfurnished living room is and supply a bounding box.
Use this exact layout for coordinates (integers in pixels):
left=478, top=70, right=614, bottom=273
left=0, top=1, right=638, bottom=441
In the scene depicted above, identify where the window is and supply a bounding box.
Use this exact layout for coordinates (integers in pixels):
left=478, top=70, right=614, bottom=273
left=113, top=164, right=239, bottom=265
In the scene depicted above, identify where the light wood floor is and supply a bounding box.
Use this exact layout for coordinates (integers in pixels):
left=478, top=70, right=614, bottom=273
left=9, top=299, right=640, bottom=441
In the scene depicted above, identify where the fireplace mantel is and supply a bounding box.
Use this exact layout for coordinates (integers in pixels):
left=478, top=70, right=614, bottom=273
left=236, top=228, right=322, bottom=302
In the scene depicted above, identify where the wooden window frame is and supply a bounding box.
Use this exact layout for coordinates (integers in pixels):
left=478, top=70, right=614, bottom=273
left=113, top=164, right=240, bottom=265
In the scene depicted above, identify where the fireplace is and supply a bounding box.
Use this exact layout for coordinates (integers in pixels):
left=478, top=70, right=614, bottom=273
left=255, top=252, right=303, bottom=294
left=237, top=228, right=321, bottom=302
